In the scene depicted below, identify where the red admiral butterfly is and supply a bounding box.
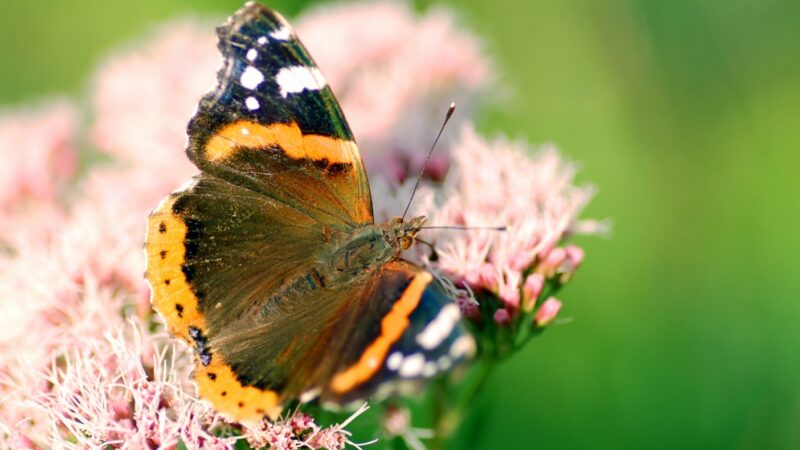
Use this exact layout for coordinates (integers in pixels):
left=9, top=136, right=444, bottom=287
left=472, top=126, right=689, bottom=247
left=145, top=2, right=474, bottom=423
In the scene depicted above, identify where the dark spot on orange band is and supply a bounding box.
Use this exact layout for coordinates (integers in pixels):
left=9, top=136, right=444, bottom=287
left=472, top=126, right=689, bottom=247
left=175, top=303, right=183, bottom=317
left=221, top=391, right=227, bottom=397
left=146, top=194, right=206, bottom=343
left=238, top=402, right=244, bottom=408
left=208, top=372, right=217, bottom=381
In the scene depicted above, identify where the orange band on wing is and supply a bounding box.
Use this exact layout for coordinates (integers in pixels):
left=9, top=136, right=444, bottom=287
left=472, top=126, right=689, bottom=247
left=145, top=195, right=206, bottom=342
left=204, top=120, right=358, bottom=164
left=330, top=272, right=432, bottom=394
left=194, top=355, right=282, bottom=424
left=146, top=195, right=282, bottom=423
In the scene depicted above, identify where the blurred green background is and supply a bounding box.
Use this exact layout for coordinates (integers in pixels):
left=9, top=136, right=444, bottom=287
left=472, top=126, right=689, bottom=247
left=3, top=0, right=798, bottom=448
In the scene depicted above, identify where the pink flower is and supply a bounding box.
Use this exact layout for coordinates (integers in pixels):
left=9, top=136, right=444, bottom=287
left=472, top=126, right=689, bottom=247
left=522, top=273, right=545, bottom=312
left=0, top=101, right=77, bottom=211
left=242, top=403, right=372, bottom=450
left=493, top=308, right=511, bottom=326
left=0, top=102, right=78, bottom=253
left=90, top=21, right=216, bottom=178
left=535, top=297, right=562, bottom=326
left=27, top=322, right=234, bottom=449
left=393, top=125, right=598, bottom=310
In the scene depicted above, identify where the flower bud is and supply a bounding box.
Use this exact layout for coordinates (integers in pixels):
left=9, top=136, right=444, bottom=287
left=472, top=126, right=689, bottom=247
left=534, top=297, right=561, bottom=326
left=522, top=273, right=545, bottom=312
left=493, top=308, right=511, bottom=326
left=538, top=247, right=567, bottom=277
left=564, top=244, right=584, bottom=269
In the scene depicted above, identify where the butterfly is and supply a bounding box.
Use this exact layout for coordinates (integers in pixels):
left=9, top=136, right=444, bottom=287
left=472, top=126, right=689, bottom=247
left=144, top=1, right=475, bottom=424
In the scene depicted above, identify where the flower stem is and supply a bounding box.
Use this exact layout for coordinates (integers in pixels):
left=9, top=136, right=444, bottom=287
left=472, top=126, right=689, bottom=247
left=429, top=359, right=496, bottom=450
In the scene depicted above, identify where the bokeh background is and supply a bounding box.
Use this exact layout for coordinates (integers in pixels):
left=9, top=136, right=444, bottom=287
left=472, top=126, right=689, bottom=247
left=2, top=1, right=798, bottom=449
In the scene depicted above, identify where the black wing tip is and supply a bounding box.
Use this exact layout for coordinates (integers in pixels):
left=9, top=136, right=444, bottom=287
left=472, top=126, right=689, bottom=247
left=219, top=2, right=284, bottom=36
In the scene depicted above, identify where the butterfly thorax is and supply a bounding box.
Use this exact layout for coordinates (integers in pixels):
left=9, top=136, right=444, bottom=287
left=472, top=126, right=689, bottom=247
left=320, top=215, right=427, bottom=288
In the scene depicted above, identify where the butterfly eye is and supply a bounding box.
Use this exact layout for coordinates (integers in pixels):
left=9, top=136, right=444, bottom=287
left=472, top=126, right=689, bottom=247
left=400, top=236, right=413, bottom=250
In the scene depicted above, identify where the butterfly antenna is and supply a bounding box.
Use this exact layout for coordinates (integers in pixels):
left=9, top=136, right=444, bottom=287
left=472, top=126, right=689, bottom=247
left=400, top=102, right=456, bottom=222
left=420, top=225, right=507, bottom=231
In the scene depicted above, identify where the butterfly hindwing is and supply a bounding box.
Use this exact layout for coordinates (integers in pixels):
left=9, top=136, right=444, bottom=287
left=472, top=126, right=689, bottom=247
left=187, top=2, right=372, bottom=226
left=323, top=261, right=475, bottom=405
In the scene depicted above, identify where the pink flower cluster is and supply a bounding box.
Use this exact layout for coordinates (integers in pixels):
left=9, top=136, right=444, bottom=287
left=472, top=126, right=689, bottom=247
left=32, top=323, right=231, bottom=449
left=425, top=126, right=597, bottom=324
left=0, top=101, right=77, bottom=210
left=0, top=1, right=600, bottom=448
left=0, top=102, right=78, bottom=250
left=245, top=404, right=372, bottom=450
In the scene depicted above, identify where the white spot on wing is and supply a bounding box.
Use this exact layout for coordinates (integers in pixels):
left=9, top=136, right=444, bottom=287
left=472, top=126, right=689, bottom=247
left=416, top=303, right=462, bottom=350
left=398, top=353, right=425, bottom=378
left=240, top=66, right=264, bottom=90
left=449, top=335, right=476, bottom=359
left=246, top=48, right=258, bottom=61
left=437, top=356, right=452, bottom=371
left=257, top=36, right=267, bottom=45
left=275, top=66, right=327, bottom=97
left=423, top=362, right=438, bottom=377
left=387, top=352, right=403, bottom=371
left=269, top=12, right=293, bottom=41
left=269, top=24, right=292, bottom=41
left=241, top=127, right=250, bottom=135
left=245, top=96, right=260, bottom=110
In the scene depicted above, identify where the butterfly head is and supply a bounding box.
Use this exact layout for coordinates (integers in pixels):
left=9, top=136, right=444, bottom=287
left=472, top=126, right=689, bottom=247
left=387, top=215, right=427, bottom=251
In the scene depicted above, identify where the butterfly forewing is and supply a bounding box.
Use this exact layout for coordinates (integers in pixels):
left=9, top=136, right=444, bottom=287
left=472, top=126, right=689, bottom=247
left=187, top=3, right=372, bottom=226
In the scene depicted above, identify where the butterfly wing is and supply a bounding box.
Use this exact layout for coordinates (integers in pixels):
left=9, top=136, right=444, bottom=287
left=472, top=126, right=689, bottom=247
left=187, top=3, right=372, bottom=226
left=321, top=260, right=476, bottom=406
left=146, top=3, right=373, bottom=421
